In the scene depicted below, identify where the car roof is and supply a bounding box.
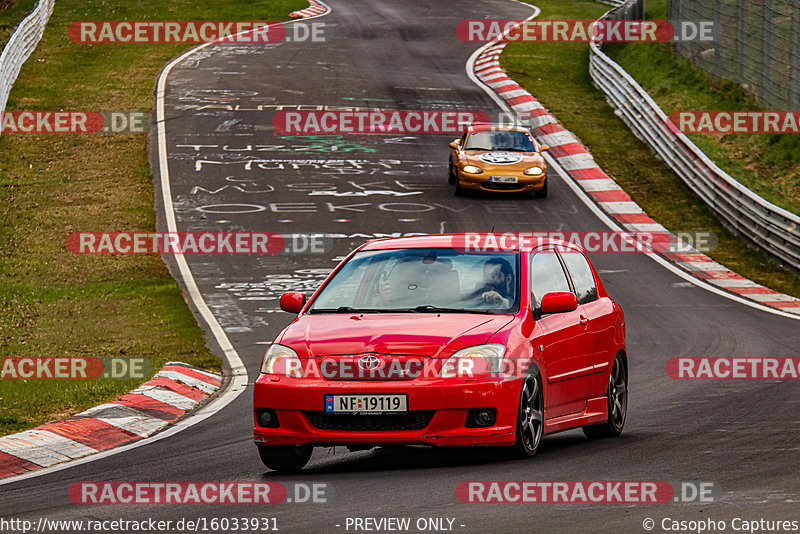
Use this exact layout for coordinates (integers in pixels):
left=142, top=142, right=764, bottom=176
left=465, top=123, right=532, bottom=135
left=359, top=233, right=585, bottom=253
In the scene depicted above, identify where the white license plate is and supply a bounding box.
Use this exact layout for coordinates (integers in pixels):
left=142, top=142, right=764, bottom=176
left=324, top=394, right=408, bottom=413
left=490, top=176, right=518, bottom=183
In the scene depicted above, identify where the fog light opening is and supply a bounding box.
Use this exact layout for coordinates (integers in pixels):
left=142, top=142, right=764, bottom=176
left=257, top=408, right=280, bottom=428
left=466, top=408, right=496, bottom=428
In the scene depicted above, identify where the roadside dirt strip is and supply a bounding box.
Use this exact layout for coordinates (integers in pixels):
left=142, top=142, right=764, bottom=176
left=474, top=41, right=800, bottom=316
left=0, top=363, right=221, bottom=478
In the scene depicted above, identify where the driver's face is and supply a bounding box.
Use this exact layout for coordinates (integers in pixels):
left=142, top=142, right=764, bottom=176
left=484, top=264, right=506, bottom=286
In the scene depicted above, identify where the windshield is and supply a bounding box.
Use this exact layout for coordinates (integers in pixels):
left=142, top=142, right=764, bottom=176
left=464, top=130, right=535, bottom=152
left=309, top=248, right=520, bottom=314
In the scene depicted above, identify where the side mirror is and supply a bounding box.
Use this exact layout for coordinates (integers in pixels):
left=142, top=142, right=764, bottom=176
left=279, top=292, right=306, bottom=314
left=540, top=291, right=577, bottom=314
left=449, top=139, right=460, bottom=149
left=539, top=144, right=550, bottom=152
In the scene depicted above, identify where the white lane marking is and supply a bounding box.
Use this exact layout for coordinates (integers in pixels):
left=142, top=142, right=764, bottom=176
left=623, top=223, right=667, bottom=232
left=538, top=130, right=580, bottom=147
left=0, top=431, right=96, bottom=467
left=577, top=178, right=621, bottom=192
left=79, top=404, right=169, bottom=438
left=555, top=152, right=598, bottom=171
left=678, top=261, right=730, bottom=272
left=0, top=0, right=333, bottom=485
left=708, top=279, right=762, bottom=288
left=496, top=88, right=529, bottom=99
left=528, top=114, right=558, bottom=128
left=744, top=293, right=799, bottom=303
left=155, top=370, right=220, bottom=394
left=130, top=386, right=199, bottom=411
left=165, top=361, right=223, bottom=381
left=512, top=101, right=543, bottom=112
left=480, top=72, right=509, bottom=82
left=598, top=201, right=644, bottom=214
left=487, top=79, right=517, bottom=89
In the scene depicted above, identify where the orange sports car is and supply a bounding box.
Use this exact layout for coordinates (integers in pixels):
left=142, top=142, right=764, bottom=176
left=448, top=125, right=549, bottom=197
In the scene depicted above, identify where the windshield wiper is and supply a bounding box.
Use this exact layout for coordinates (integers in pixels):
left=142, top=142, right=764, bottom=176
left=311, top=305, right=496, bottom=314
left=410, top=305, right=494, bottom=314
left=311, top=306, right=403, bottom=314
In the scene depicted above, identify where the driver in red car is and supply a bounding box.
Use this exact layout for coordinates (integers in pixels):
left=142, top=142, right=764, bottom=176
left=473, top=257, right=514, bottom=308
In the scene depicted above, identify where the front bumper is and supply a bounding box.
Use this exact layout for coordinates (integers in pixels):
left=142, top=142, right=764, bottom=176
left=253, top=375, right=521, bottom=447
left=457, top=170, right=546, bottom=193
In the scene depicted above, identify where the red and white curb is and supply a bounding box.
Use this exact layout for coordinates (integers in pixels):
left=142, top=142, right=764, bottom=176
left=0, top=362, right=221, bottom=478
left=290, top=0, right=328, bottom=18
left=474, top=41, right=800, bottom=316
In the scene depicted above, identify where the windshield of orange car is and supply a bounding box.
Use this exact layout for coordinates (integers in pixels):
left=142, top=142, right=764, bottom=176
left=463, top=130, right=535, bottom=152
left=308, top=248, right=520, bottom=314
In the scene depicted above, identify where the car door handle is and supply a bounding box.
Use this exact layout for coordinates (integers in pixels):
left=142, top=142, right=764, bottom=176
left=579, top=315, right=589, bottom=326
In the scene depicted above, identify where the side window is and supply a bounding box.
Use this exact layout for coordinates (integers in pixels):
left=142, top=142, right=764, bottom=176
left=561, top=251, right=598, bottom=305
left=460, top=132, right=468, bottom=145
left=530, top=251, right=572, bottom=309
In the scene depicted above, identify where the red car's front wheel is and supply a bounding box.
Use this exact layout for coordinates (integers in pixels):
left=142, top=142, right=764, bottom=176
left=513, top=371, right=544, bottom=458
left=258, top=445, right=313, bottom=473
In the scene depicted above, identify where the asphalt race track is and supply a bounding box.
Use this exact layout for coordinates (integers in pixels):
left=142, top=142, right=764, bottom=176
left=3, top=1, right=800, bottom=532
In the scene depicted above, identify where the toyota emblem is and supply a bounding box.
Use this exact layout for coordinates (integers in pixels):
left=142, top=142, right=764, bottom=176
left=357, top=354, right=382, bottom=371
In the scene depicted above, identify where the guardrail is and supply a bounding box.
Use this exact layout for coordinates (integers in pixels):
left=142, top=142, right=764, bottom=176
left=588, top=0, right=800, bottom=273
left=0, top=0, right=55, bottom=137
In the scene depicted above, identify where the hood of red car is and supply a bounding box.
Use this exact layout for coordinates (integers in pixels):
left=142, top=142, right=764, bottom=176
left=276, top=313, right=514, bottom=358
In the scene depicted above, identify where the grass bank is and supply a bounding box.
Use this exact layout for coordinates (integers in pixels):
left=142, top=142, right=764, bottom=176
left=0, top=0, right=306, bottom=434
left=501, top=0, right=800, bottom=298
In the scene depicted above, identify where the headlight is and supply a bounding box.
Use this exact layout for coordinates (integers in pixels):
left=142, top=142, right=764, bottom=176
left=462, top=165, right=483, bottom=174
left=524, top=166, right=545, bottom=176
left=260, top=344, right=302, bottom=377
left=441, top=343, right=506, bottom=378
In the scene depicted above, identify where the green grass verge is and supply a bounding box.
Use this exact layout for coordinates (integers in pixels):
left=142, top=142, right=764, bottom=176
left=0, top=0, right=306, bottom=434
left=501, top=0, right=800, bottom=298
left=606, top=0, right=800, bottom=217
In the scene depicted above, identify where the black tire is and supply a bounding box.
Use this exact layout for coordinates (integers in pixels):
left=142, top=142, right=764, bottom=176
left=583, top=352, right=627, bottom=439
left=448, top=161, right=457, bottom=185
left=257, top=445, right=313, bottom=473
left=512, top=371, right=544, bottom=458
left=532, top=179, right=548, bottom=198
left=454, top=178, right=465, bottom=197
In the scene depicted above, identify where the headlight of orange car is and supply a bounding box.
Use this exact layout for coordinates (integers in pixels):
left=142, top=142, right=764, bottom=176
left=462, top=165, right=483, bottom=174
left=441, top=343, right=506, bottom=378
left=523, top=166, right=545, bottom=176
left=261, top=344, right=302, bottom=377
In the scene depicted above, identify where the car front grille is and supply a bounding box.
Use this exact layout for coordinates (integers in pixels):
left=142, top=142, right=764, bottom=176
left=304, top=411, right=435, bottom=431
left=482, top=182, right=525, bottom=190
left=317, top=355, right=429, bottom=381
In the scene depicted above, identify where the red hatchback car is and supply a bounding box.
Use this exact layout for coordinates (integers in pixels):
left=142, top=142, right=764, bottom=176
left=253, top=234, right=627, bottom=472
